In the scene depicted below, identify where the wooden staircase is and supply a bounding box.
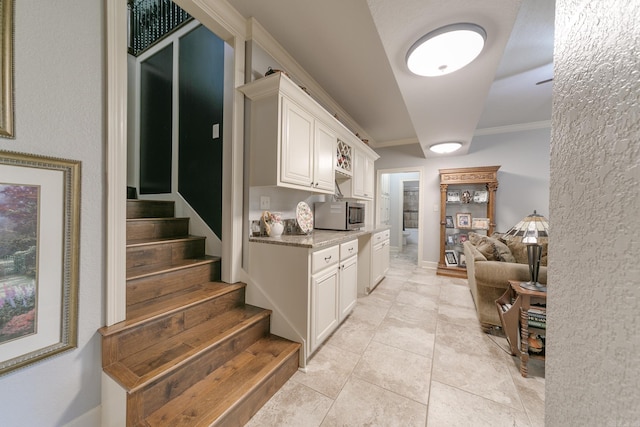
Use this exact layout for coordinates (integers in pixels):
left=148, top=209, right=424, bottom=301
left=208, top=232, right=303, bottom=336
left=100, top=200, right=300, bottom=426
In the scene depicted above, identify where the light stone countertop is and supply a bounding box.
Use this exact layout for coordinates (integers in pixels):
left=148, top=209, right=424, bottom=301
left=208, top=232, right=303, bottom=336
left=249, top=225, right=390, bottom=249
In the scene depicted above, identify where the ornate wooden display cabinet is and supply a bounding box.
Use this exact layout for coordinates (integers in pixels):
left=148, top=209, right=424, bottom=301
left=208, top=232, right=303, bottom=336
left=437, top=166, right=500, bottom=278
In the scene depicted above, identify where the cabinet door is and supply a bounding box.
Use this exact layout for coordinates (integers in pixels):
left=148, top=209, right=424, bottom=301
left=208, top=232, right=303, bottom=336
left=372, top=241, right=384, bottom=285
left=281, top=96, right=314, bottom=188
left=311, top=266, right=339, bottom=353
left=353, top=150, right=374, bottom=200
left=381, top=239, right=390, bottom=277
left=363, top=156, right=375, bottom=198
left=339, top=256, right=358, bottom=322
left=313, top=121, right=337, bottom=192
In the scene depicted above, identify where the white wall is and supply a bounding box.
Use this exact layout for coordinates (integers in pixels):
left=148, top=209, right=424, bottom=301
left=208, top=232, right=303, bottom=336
left=0, top=0, right=103, bottom=425
left=547, top=0, right=640, bottom=424
left=375, top=127, right=550, bottom=265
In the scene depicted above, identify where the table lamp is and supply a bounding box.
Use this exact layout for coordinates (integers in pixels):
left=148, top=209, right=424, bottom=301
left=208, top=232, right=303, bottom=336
left=503, top=211, right=549, bottom=292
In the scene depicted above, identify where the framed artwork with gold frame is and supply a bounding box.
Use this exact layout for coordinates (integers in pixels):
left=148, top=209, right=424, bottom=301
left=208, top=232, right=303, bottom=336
left=0, top=150, right=80, bottom=376
left=0, top=0, right=14, bottom=138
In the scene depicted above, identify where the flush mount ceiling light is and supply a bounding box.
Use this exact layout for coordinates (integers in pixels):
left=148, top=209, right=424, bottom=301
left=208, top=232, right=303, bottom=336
left=429, top=142, right=462, bottom=154
left=406, top=23, right=486, bottom=77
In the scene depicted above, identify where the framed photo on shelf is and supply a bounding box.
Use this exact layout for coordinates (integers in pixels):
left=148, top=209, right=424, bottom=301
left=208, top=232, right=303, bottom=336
left=446, top=191, right=460, bottom=202
left=459, top=254, right=467, bottom=267
left=444, top=250, right=458, bottom=267
left=0, top=150, right=81, bottom=376
left=445, top=215, right=454, bottom=228
left=446, top=234, right=455, bottom=245
left=473, top=190, right=488, bottom=203
left=472, top=217, right=490, bottom=230
left=456, top=212, right=472, bottom=229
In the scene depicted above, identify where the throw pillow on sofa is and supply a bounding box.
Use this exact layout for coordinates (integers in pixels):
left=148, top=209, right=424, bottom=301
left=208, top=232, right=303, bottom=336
left=468, top=232, right=516, bottom=263
left=503, top=240, right=548, bottom=266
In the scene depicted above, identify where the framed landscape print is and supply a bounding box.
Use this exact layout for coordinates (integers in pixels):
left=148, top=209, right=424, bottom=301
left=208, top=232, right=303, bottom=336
left=0, top=151, right=80, bottom=375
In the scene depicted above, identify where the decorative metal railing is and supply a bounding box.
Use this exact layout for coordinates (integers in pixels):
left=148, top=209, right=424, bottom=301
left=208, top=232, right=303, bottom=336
left=128, top=0, right=193, bottom=56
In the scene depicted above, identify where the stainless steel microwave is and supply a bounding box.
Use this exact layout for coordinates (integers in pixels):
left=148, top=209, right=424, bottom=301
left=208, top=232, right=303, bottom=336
left=313, top=201, right=365, bottom=231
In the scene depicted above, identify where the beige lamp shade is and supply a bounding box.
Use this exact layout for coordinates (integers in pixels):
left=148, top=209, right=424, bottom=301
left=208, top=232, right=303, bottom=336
left=503, top=211, right=549, bottom=243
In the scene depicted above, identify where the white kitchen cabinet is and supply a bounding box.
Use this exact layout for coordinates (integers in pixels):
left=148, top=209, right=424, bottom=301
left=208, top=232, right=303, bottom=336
left=310, top=265, right=339, bottom=353
left=313, top=120, right=338, bottom=192
left=239, top=74, right=337, bottom=194
left=339, top=239, right=358, bottom=322
left=357, top=229, right=390, bottom=295
left=247, top=239, right=357, bottom=365
left=353, top=149, right=375, bottom=200
left=280, top=97, right=314, bottom=188
left=372, top=236, right=390, bottom=285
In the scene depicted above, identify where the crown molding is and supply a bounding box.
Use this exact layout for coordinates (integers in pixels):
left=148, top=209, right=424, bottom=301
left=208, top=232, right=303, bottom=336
left=474, top=120, right=551, bottom=136
left=372, top=137, right=420, bottom=148
left=246, top=18, right=376, bottom=146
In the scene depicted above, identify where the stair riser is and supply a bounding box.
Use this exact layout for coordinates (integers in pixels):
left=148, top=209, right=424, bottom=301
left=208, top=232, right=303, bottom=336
left=129, top=317, right=271, bottom=423
left=127, top=238, right=205, bottom=271
left=213, top=349, right=299, bottom=427
left=108, top=289, right=247, bottom=363
left=127, top=262, right=221, bottom=307
left=127, top=218, right=190, bottom=241
left=127, top=200, right=175, bottom=219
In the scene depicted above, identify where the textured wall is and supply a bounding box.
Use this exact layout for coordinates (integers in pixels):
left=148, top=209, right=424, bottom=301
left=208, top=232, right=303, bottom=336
left=547, top=0, right=640, bottom=425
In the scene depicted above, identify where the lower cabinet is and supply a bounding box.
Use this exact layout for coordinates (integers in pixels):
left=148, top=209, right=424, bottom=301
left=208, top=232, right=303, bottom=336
left=247, top=239, right=359, bottom=365
left=339, top=255, right=358, bottom=322
left=339, top=239, right=358, bottom=322
left=310, top=265, right=339, bottom=353
left=372, top=238, right=390, bottom=284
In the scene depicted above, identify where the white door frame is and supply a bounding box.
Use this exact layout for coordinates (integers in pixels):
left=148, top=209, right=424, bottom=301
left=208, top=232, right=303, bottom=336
left=376, top=167, right=424, bottom=267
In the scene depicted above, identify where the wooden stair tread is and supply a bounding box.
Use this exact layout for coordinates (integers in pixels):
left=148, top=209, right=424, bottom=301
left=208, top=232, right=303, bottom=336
left=127, top=256, right=220, bottom=281
left=126, top=281, right=245, bottom=325
left=127, top=217, right=189, bottom=222
left=104, top=305, right=271, bottom=390
left=144, top=335, right=300, bottom=426
left=127, top=235, right=205, bottom=248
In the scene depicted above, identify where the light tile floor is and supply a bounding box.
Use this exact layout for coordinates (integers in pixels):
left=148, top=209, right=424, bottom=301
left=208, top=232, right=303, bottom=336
left=247, top=242, right=545, bottom=426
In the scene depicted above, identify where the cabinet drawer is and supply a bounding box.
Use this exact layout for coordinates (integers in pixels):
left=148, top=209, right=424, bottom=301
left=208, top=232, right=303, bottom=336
left=340, top=239, right=358, bottom=259
left=373, top=229, right=390, bottom=244
left=312, top=245, right=339, bottom=274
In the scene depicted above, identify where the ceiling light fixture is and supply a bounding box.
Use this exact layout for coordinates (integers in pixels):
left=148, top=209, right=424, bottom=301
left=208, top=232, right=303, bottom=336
left=429, top=142, right=462, bottom=154
left=406, top=23, right=486, bottom=77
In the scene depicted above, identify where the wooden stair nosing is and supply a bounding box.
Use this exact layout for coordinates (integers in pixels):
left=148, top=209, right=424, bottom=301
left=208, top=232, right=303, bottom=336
left=104, top=308, right=273, bottom=393
left=99, top=282, right=246, bottom=337
left=126, top=256, right=220, bottom=282
left=125, top=282, right=246, bottom=326
left=143, top=336, right=300, bottom=427
left=126, top=235, right=206, bottom=248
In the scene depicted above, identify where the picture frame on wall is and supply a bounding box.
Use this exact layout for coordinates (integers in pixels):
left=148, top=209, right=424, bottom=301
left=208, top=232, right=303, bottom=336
left=0, top=0, right=14, bottom=138
left=0, top=150, right=81, bottom=376
left=456, top=212, right=472, bottom=229
left=444, top=250, right=458, bottom=267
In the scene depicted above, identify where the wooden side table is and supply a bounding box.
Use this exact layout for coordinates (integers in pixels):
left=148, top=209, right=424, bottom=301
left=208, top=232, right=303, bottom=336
left=508, top=280, right=546, bottom=377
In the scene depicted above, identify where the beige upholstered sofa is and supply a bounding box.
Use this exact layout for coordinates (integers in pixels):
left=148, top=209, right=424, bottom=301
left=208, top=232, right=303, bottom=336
left=463, top=233, right=547, bottom=332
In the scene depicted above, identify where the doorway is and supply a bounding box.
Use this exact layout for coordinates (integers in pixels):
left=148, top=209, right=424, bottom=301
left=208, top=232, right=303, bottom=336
left=377, top=168, right=423, bottom=266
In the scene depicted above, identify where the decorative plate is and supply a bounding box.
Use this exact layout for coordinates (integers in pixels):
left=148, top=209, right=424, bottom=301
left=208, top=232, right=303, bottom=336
left=296, top=201, right=313, bottom=234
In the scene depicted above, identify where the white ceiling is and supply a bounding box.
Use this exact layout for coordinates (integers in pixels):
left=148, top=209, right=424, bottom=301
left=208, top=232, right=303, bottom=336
left=226, top=0, right=555, bottom=158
